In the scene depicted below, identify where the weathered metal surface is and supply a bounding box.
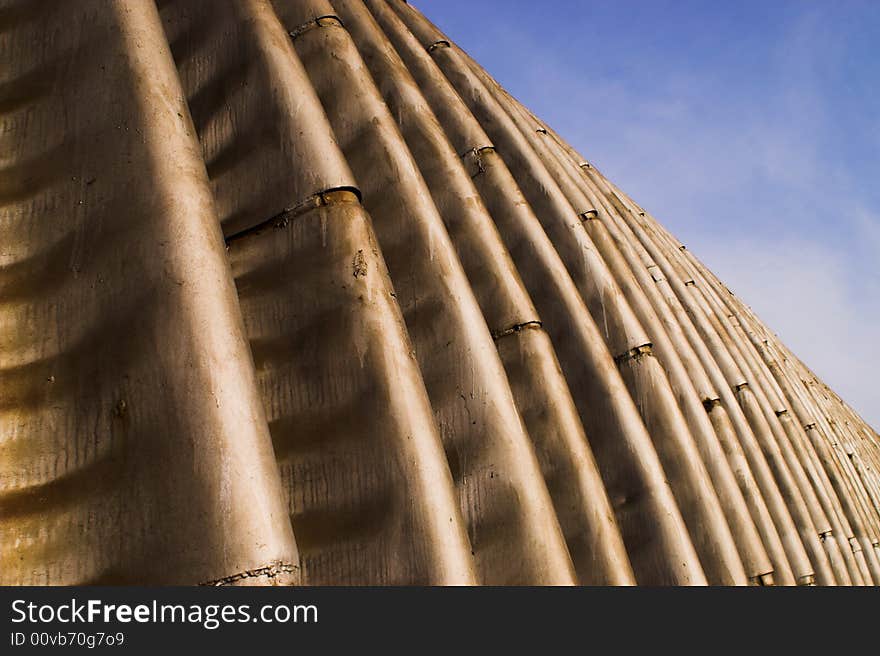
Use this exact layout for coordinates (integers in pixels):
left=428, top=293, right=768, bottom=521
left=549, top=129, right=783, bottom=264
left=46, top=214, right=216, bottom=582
left=0, top=0, right=297, bottom=585
left=2, top=0, right=878, bottom=585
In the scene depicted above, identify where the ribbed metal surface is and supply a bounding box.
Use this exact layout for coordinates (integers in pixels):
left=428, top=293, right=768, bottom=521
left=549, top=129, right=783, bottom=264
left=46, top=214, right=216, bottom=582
left=2, top=0, right=878, bottom=585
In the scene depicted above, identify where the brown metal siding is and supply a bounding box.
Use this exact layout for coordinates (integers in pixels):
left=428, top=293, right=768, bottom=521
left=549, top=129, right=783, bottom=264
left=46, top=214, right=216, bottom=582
left=1, top=0, right=878, bottom=585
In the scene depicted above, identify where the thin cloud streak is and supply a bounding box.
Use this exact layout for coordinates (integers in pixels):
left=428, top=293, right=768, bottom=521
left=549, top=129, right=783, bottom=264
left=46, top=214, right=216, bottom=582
left=417, top=0, right=880, bottom=428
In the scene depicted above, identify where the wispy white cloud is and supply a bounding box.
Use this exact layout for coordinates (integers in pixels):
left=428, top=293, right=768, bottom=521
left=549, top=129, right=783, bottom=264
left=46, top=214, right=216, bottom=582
left=419, top=0, right=880, bottom=428
left=693, top=236, right=880, bottom=430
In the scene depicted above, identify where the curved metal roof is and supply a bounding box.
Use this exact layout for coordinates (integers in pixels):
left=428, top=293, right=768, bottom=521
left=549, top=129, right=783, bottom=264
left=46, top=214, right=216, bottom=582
left=2, top=0, right=878, bottom=585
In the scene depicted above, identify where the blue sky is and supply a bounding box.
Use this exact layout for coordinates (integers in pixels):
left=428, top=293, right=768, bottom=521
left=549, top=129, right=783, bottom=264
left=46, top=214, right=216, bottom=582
left=415, top=0, right=880, bottom=429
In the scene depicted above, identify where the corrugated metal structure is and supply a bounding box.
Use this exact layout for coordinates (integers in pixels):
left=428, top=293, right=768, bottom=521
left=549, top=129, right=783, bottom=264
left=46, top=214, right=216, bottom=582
left=2, top=0, right=879, bottom=586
